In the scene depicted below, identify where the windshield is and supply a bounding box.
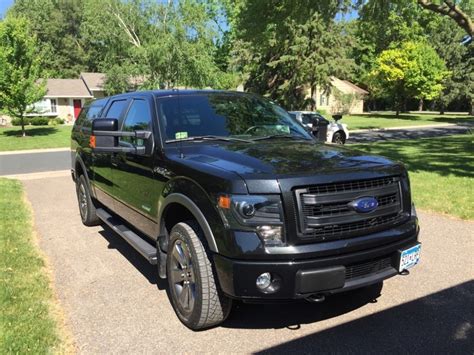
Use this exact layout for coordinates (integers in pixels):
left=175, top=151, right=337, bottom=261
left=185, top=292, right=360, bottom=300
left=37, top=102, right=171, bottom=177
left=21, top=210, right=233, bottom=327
left=156, top=93, right=312, bottom=142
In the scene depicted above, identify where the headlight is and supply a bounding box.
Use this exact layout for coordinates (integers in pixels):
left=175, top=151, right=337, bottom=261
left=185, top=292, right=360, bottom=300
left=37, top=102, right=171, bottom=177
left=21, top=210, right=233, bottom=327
left=217, top=194, right=284, bottom=246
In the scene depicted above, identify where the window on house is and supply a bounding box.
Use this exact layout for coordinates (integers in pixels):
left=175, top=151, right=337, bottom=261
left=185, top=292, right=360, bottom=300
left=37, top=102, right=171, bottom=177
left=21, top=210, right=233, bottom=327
left=320, top=93, right=326, bottom=106
left=50, top=99, right=57, bottom=113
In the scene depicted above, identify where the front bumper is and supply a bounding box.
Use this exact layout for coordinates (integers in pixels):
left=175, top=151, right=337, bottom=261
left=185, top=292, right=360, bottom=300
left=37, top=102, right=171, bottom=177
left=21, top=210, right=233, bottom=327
left=214, top=230, right=419, bottom=300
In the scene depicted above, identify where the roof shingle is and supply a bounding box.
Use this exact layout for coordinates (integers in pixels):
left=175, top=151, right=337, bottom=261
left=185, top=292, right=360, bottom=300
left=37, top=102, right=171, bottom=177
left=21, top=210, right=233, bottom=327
left=44, top=79, right=93, bottom=98
left=80, top=72, right=106, bottom=91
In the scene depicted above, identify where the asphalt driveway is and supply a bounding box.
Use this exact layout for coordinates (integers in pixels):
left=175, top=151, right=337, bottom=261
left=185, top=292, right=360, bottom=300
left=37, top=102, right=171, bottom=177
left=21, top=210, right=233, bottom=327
left=23, top=176, right=473, bottom=354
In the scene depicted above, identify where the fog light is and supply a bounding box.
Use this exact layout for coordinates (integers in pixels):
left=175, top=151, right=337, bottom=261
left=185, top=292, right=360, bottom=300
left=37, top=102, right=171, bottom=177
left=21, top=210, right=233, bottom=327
left=256, top=272, right=272, bottom=290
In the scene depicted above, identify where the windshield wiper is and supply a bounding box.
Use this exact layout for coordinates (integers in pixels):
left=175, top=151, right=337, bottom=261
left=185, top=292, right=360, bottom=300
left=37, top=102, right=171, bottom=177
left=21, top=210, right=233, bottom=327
left=165, top=135, right=253, bottom=143
left=251, top=134, right=311, bottom=141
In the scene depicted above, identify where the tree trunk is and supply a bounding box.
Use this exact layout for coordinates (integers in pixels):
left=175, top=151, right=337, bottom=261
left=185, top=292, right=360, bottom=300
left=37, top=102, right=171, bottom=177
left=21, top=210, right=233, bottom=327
left=469, top=99, right=474, bottom=116
left=20, top=116, right=26, bottom=137
left=418, top=98, right=424, bottom=111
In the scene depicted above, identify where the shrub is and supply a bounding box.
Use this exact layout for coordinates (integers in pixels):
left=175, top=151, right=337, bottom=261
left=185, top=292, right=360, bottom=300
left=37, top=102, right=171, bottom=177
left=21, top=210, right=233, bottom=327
left=11, top=117, right=30, bottom=126
left=47, top=117, right=65, bottom=126
left=30, top=116, right=50, bottom=126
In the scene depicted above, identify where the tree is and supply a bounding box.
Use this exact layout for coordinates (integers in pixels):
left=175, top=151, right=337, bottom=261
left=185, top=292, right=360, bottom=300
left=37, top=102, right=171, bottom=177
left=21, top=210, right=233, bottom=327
left=10, top=0, right=89, bottom=77
left=0, top=17, right=46, bottom=136
left=427, top=16, right=474, bottom=114
left=232, top=0, right=353, bottom=109
left=417, top=0, right=473, bottom=37
left=80, top=0, right=234, bottom=92
left=369, top=41, right=449, bottom=114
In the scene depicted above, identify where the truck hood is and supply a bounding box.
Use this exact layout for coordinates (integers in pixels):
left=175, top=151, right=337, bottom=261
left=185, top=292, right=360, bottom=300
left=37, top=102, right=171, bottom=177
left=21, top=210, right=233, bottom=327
left=175, top=140, right=399, bottom=183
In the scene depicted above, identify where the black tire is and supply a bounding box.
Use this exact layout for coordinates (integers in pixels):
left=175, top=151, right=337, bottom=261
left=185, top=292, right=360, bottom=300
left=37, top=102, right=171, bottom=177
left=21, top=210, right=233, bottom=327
left=167, top=221, right=232, bottom=330
left=332, top=131, right=346, bottom=144
left=76, top=175, right=100, bottom=226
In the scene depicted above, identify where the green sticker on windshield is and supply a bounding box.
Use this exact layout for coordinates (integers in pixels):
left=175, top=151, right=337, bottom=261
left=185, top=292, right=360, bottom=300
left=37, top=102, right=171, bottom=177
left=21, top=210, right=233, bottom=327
left=275, top=125, right=290, bottom=134
left=175, top=132, right=188, bottom=139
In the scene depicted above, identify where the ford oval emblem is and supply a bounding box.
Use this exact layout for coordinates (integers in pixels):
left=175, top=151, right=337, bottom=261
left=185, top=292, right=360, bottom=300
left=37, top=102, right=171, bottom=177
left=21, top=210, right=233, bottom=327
left=349, top=197, right=379, bottom=213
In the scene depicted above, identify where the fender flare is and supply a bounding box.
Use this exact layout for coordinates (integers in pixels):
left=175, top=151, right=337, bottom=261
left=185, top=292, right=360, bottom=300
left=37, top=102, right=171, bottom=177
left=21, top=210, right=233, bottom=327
left=160, top=193, right=219, bottom=253
left=73, top=153, right=95, bottom=197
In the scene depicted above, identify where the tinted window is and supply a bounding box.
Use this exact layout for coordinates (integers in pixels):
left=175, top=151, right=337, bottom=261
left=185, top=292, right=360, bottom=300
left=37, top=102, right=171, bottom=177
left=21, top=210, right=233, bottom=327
left=87, top=105, right=103, bottom=119
left=120, top=99, right=152, bottom=146
left=105, top=99, right=128, bottom=119
left=302, top=114, right=318, bottom=125
left=157, top=94, right=311, bottom=141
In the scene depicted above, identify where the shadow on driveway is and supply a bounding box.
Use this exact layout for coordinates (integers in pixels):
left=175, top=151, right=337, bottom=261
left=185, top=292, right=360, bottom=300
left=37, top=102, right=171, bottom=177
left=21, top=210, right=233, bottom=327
left=255, top=281, right=473, bottom=354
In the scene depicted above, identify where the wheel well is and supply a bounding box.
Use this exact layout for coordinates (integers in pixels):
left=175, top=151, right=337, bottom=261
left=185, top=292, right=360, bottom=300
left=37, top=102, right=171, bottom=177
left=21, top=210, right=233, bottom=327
left=75, top=161, right=84, bottom=177
left=162, top=203, right=196, bottom=235
left=334, top=130, right=346, bottom=138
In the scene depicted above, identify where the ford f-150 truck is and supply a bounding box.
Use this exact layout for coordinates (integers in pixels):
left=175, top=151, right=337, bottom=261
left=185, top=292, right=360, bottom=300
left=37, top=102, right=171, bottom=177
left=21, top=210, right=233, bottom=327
left=71, top=90, right=420, bottom=330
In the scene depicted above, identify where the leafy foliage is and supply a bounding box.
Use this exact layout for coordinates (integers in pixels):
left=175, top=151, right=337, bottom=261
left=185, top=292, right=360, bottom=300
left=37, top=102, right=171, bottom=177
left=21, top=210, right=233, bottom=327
left=369, top=41, right=449, bottom=113
left=0, top=17, right=46, bottom=136
left=232, top=0, right=353, bottom=109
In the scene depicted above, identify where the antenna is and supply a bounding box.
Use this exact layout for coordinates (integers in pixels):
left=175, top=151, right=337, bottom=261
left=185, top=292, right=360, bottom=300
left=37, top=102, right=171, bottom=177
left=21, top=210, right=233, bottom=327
left=176, top=89, right=184, bottom=159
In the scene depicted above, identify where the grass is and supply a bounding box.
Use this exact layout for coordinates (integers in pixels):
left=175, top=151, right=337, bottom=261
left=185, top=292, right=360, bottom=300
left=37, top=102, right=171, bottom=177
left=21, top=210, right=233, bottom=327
left=0, top=125, right=72, bottom=152
left=0, top=179, right=66, bottom=353
left=335, top=112, right=473, bottom=130
left=352, top=134, right=474, bottom=220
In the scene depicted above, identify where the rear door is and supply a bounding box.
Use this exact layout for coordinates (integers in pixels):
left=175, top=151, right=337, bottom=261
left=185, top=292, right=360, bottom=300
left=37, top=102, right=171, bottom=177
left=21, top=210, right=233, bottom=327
left=110, top=96, right=158, bottom=236
left=92, top=98, right=130, bottom=209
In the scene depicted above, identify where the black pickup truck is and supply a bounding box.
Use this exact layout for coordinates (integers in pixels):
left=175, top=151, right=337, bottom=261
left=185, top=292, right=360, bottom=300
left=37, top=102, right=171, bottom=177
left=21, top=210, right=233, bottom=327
left=71, top=90, right=420, bottom=330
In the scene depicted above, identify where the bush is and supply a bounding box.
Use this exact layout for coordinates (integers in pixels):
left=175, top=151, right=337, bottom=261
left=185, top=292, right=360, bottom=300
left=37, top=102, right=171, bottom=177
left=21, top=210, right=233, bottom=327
left=47, top=117, right=65, bottom=126
left=11, top=117, right=30, bottom=126
left=30, top=117, right=50, bottom=126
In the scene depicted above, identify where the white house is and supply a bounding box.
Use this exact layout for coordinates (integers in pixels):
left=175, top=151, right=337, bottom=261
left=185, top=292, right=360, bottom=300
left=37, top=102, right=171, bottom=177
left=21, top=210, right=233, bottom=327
left=305, top=77, right=369, bottom=114
left=28, top=78, right=93, bottom=122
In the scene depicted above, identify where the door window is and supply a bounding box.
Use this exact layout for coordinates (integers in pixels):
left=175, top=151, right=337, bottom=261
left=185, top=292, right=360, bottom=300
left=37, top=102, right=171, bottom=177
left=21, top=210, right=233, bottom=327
left=105, top=99, right=128, bottom=119
left=120, top=99, right=152, bottom=146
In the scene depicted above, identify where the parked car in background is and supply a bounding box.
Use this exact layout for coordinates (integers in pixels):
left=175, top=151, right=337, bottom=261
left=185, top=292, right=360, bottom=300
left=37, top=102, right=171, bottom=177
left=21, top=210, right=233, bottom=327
left=289, top=111, right=349, bottom=144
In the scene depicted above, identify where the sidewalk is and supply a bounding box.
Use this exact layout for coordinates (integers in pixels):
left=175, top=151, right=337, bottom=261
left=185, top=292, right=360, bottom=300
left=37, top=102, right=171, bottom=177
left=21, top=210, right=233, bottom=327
left=0, top=147, right=69, bottom=156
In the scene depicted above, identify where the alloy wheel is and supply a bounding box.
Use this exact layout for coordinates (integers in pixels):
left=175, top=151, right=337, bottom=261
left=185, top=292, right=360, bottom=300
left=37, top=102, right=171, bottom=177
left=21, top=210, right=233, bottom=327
left=169, top=239, right=196, bottom=313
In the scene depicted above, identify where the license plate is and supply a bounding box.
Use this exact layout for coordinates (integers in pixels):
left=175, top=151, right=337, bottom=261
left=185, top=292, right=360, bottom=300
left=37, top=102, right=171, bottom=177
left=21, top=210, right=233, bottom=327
left=399, top=244, right=421, bottom=272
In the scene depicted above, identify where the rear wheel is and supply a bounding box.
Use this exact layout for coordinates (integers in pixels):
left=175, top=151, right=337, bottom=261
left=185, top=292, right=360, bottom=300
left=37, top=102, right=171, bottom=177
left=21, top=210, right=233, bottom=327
left=76, top=175, right=100, bottom=226
left=167, top=221, right=232, bottom=330
left=332, top=131, right=346, bottom=144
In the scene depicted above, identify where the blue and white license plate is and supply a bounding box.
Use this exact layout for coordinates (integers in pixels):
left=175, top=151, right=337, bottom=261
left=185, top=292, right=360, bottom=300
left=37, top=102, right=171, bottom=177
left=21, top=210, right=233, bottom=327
left=399, top=244, right=421, bottom=272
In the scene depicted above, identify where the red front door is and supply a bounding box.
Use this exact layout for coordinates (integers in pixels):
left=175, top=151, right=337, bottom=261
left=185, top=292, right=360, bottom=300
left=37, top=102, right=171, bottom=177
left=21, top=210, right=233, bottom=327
left=73, top=100, right=82, bottom=119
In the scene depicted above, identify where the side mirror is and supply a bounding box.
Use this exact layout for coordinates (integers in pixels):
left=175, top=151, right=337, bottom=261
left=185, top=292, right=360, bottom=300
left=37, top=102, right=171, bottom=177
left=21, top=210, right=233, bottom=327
left=332, top=114, right=343, bottom=121
left=91, top=118, right=152, bottom=155
left=92, top=118, right=118, bottom=132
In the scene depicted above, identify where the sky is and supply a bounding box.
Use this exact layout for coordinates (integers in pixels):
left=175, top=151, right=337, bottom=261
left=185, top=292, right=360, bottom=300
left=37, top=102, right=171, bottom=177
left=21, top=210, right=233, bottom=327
left=0, top=0, right=14, bottom=18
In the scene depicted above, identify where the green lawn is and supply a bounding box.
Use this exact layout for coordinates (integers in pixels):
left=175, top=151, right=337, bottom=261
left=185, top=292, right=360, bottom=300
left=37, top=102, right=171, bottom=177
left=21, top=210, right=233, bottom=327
left=337, top=113, right=473, bottom=130
left=352, top=134, right=474, bottom=220
left=0, top=125, right=72, bottom=151
left=0, top=179, right=66, bottom=353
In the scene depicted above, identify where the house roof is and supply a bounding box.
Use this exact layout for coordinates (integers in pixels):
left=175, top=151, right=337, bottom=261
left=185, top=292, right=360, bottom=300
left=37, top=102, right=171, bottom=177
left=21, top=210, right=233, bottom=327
left=342, top=80, right=369, bottom=94
left=330, top=77, right=369, bottom=95
left=44, top=79, right=93, bottom=98
left=80, top=72, right=106, bottom=91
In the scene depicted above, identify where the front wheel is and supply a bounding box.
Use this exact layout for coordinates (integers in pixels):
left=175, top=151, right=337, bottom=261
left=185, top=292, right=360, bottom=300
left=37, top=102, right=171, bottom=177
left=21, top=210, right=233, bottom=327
left=332, top=131, right=346, bottom=144
left=167, top=221, right=232, bottom=330
left=76, top=175, right=100, bottom=226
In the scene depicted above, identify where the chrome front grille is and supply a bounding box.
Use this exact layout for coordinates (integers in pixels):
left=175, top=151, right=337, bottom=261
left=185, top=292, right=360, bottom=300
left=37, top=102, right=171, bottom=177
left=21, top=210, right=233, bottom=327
left=295, top=176, right=408, bottom=241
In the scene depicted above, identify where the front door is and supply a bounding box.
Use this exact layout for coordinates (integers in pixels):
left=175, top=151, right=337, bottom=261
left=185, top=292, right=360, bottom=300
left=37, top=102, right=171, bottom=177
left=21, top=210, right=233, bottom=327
left=91, top=98, right=130, bottom=209
left=111, top=97, right=158, bottom=237
left=73, top=99, right=82, bottom=119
